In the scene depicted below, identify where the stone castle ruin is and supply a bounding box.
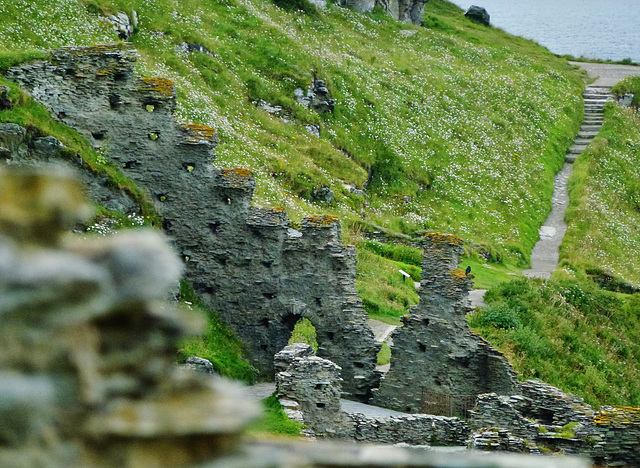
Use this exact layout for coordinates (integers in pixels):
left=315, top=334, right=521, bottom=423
left=2, top=45, right=640, bottom=466
left=7, top=45, right=380, bottom=402
left=373, top=233, right=518, bottom=413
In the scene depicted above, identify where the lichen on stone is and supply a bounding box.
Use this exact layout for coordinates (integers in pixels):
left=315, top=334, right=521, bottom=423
left=304, top=214, right=339, bottom=228
left=595, top=406, right=640, bottom=426
left=140, top=76, right=175, bottom=97
left=424, top=232, right=464, bottom=246
left=182, top=123, right=217, bottom=144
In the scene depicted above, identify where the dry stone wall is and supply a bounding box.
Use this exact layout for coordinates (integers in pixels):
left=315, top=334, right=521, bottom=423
left=8, top=45, right=380, bottom=401
left=373, top=233, right=518, bottom=412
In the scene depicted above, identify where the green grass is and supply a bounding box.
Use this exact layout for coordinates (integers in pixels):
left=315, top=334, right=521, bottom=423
left=247, top=394, right=306, bottom=436
left=0, top=0, right=585, bottom=263
left=289, top=318, right=318, bottom=351
left=355, top=241, right=420, bottom=323
left=377, top=342, right=391, bottom=366
left=177, top=281, right=257, bottom=383
left=562, top=103, right=640, bottom=287
left=469, top=277, right=640, bottom=408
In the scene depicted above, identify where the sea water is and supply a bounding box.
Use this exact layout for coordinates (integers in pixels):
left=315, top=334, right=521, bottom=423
left=446, top=0, right=640, bottom=62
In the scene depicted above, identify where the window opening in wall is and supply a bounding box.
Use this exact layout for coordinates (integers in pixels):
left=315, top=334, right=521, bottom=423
left=287, top=317, right=318, bottom=352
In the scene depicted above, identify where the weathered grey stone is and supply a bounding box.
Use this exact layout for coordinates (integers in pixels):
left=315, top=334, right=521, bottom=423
left=377, top=0, right=430, bottom=24
left=296, top=77, right=335, bottom=113
left=102, top=10, right=137, bottom=39
left=9, top=46, right=379, bottom=402
left=373, top=233, right=517, bottom=413
left=31, top=136, right=64, bottom=159
left=343, top=0, right=375, bottom=13
left=276, top=345, right=353, bottom=436
left=465, top=5, right=490, bottom=26
left=311, top=186, right=334, bottom=203
left=184, top=356, right=216, bottom=374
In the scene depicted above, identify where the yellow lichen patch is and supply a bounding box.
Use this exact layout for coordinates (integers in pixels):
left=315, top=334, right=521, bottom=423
left=424, top=232, right=464, bottom=246
left=141, top=77, right=175, bottom=97
left=305, top=214, right=339, bottom=228
left=595, top=406, right=640, bottom=426
left=183, top=124, right=217, bottom=143
left=218, top=167, right=254, bottom=187
left=75, top=74, right=88, bottom=78
left=450, top=268, right=468, bottom=280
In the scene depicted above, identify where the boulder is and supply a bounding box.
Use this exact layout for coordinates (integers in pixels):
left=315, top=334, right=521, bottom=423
left=465, top=5, right=490, bottom=26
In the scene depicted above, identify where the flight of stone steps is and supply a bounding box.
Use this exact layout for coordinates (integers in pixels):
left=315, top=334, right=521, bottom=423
left=523, top=86, right=613, bottom=279
left=565, top=85, right=614, bottom=163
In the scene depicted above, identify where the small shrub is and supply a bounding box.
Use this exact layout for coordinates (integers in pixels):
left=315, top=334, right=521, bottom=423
left=477, top=304, right=521, bottom=329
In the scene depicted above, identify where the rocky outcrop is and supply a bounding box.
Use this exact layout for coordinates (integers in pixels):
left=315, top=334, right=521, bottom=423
left=465, top=5, right=490, bottom=26
left=8, top=45, right=380, bottom=401
left=376, top=0, right=430, bottom=24
left=373, top=233, right=518, bottom=412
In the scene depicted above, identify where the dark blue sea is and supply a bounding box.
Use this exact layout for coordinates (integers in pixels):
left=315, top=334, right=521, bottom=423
left=448, top=0, right=640, bottom=62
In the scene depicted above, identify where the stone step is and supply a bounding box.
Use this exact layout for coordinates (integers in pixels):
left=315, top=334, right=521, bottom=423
left=583, top=94, right=612, bottom=99
left=569, top=144, right=588, bottom=153
left=583, top=117, right=603, bottom=122
left=578, top=131, right=599, bottom=138
left=572, top=139, right=590, bottom=146
left=565, top=153, right=579, bottom=163
left=580, top=125, right=602, bottom=132
left=584, top=105, right=605, bottom=111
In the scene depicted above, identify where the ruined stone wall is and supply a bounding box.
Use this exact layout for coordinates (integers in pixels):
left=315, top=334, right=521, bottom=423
left=373, top=233, right=517, bottom=412
left=7, top=45, right=379, bottom=401
left=275, top=344, right=470, bottom=445
left=467, top=380, right=640, bottom=465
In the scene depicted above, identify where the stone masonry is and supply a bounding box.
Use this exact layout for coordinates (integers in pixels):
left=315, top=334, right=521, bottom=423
left=373, top=233, right=518, bottom=412
left=275, top=344, right=470, bottom=445
left=7, top=45, right=380, bottom=401
left=0, top=165, right=591, bottom=468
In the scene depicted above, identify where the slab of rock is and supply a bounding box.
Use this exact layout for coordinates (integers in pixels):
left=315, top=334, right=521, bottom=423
left=465, top=5, right=490, bottom=26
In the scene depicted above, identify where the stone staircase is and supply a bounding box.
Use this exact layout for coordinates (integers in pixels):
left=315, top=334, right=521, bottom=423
left=524, top=86, right=613, bottom=278
left=566, top=86, right=613, bottom=163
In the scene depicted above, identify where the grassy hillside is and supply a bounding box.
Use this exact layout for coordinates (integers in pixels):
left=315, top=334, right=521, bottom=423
left=0, top=0, right=584, bottom=260
left=0, top=0, right=596, bottom=389
left=562, top=101, right=640, bottom=287
left=469, top=277, right=640, bottom=408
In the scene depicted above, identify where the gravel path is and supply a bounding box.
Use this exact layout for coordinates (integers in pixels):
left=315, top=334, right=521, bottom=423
left=570, top=61, right=640, bottom=86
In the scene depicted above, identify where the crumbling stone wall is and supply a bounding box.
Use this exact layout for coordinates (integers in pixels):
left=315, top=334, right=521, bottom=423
left=373, top=233, right=518, bottom=412
left=468, top=380, right=640, bottom=465
left=7, top=45, right=379, bottom=401
left=275, top=344, right=470, bottom=445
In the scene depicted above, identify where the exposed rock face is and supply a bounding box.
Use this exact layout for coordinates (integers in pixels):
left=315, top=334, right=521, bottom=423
left=343, top=0, right=376, bottom=13
left=8, top=45, right=380, bottom=401
left=102, top=10, right=138, bottom=39
left=465, top=5, right=490, bottom=26
left=372, top=233, right=518, bottom=412
left=376, top=0, right=430, bottom=24
left=295, top=77, right=335, bottom=113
